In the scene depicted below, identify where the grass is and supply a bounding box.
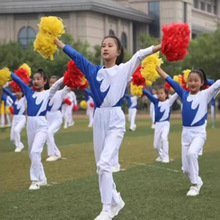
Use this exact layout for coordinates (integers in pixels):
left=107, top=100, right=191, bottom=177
left=0, top=115, right=220, bottom=220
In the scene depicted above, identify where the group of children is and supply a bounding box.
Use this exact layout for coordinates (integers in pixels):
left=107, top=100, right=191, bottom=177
left=1, top=30, right=220, bottom=220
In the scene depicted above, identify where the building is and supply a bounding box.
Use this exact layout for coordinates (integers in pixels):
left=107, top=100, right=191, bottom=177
left=0, top=0, right=154, bottom=52
left=115, top=0, right=220, bottom=38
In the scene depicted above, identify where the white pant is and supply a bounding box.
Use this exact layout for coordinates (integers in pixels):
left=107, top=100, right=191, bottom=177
left=128, top=108, right=137, bottom=130
left=154, top=121, right=170, bottom=160
left=10, top=115, right=26, bottom=148
left=46, top=111, right=62, bottom=157
left=86, top=107, right=94, bottom=126
left=93, top=107, right=125, bottom=205
left=181, top=125, right=206, bottom=184
left=63, top=104, right=74, bottom=127
left=27, top=116, right=48, bottom=182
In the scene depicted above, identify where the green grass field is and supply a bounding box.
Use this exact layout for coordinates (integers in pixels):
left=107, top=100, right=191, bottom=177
left=1, top=115, right=220, bottom=220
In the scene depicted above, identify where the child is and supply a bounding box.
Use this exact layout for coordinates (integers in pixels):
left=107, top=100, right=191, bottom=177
left=124, top=94, right=137, bottom=131
left=84, top=88, right=95, bottom=127
left=55, top=36, right=161, bottom=220
left=142, top=87, right=178, bottom=163
left=46, top=76, right=69, bottom=162
left=10, top=69, right=63, bottom=190
left=3, top=87, right=26, bottom=152
left=62, top=90, right=77, bottom=129
left=156, top=66, right=220, bottom=196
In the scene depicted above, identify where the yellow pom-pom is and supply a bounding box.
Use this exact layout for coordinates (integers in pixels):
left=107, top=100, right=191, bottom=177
left=183, top=69, right=191, bottom=83
left=39, top=16, right=65, bottom=37
left=80, top=100, right=87, bottom=109
left=130, top=83, right=143, bottom=97
left=0, top=67, right=11, bottom=86
left=34, top=32, right=57, bottom=60
left=145, top=80, right=152, bottom=86
left=173, top=75, right=179, bottom=83
left=141, top=52, right=163, bottom=85
left=19, top=63, right=31, bottom=76
left=34, top=16, right=65, bottom=60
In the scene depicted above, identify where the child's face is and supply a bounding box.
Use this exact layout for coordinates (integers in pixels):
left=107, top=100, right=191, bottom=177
left=187, top=73, right=204, bottom=94
left=49, top=77, right=57, bottom=88
left=101, top=37, right=120, bottom=64
left=157, top=89, right=167, bottom=101
left=32, top=73, right=46, bottom=91
left=15, top=92, right=23, bottom=99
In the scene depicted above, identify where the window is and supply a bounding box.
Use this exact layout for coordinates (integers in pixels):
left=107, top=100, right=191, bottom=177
left=183, top=2, right=187, bottom=23
left=121, top=32, right=127, bottom=49
left=201, top=2, right=205, bottom=11
left=109, top=29, right=115, bottom=36
left=18, top=26, right=36, bottom=47
left=148, top=1, right=160, bottom=37
left=194, top=0, right=199, bottom=8
left=207, top=4, right=212, bottom=13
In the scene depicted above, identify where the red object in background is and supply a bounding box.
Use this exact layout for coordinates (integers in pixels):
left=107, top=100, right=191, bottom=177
left=163, top=82, right=171, bottom=92
left=161, top=23, right=190, bottom=61
left=73, top=105, right=79, bottom=111
left=131, top=65, right=145, bottom=86
left=11, top=68, right=30, bottom=92
left=9, top=106, right=14, bottom=114
left=63, top=60, right=88, bottom=89
left=63, top=98, right=72, bottom=105
left=89, top=102, right=94, bottom=108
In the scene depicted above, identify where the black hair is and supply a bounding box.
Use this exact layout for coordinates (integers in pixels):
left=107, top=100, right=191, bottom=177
left=157, top=87, right=169, bottom=100
left=102, top=35, right=124, bottom=65
left=50, top=75, right=59, bottom=80
left=189, top=68, right=208, bottom=90
left=34, top=68, right=49, bottom=90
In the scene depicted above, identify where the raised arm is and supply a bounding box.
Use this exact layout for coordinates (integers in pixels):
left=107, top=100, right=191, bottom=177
left=3, top=87, right=16, bottom=102
left=54, top=39, right=99, bottom=79
left=142, top=88, right=158, bottom=104
left=205, top=80, right=220, bottom=103
left=11, top=73, right=31, bottom=97
left=169, top=93, right=179, bottom=106
left=124, top=44, right=161, bottom=81
left=49, top=77, right=64, bottom=100
left=156, top=67, right=185, bottom=98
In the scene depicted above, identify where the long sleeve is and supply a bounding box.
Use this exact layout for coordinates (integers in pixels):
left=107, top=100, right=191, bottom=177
left=142, top=88, right=158, bottom=104
left=3, top=88, right=16, bottom=102
left=122, top=46, right=154, bottom=81
left=166, top=76, right=185, bottom=99
left=11, top=72, right=31, bottom=97
left=63, top=45, right=101, bottom=79
left=169, top=93, right=179, bottom=106
left=48, top=77, right=64, bottom=100
left=204, top=80, right=220, bottom=103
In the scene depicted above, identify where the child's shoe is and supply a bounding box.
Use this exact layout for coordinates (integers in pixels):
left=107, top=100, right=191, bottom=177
left=29, top=181, right=40, bottom=190
left=94, top=211, right=112, bottom=220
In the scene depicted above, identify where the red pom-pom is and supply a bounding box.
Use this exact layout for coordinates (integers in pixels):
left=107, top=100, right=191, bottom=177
left=63, top=98, right=72, bottom=105
left=164, top=82, right=171, bottom=91
left=11, top=68, right=30, bottom=92
left=89, top=102, right=94, bottom=108
left=9, top=106, right=14, bottom=114
left=131, top=65, right=145, bottom=86
left=161, top=23, right=190, bottom=61
left=63, top=60, right=88, bottom=89
left=73, top=105, right=79, bottom=111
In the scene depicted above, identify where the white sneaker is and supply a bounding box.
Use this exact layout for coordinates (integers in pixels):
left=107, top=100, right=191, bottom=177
left=155, top=157, right=162, bottom=162
left=29, top=181, right=40, bottom=190
left=186, top=180, right=203, bottom=197
left=94, top=211, right=112, bottom=220
left=37, top=179, right=47, bottom=186
left=161, top=158, right=169, bottom=163
left=15, top=145, right=24, bottom=152
left=46, top=155, right=61, bottom=162
left=111, top=194, right=125, bottom=217
left=111, top=164, right=121, bottom=173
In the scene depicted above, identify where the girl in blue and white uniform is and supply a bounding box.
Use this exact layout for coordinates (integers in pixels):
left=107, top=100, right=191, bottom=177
left=55, top=36, right=161, bottom=220
left=46, top=76, right=69, bottom=162
left=10, top=69, right=63, bottom=190
left=143, top=87, right=178, bottom=163
left=157, top=67, right=220, bottom=196
left=3, top=87, right=26, bottom=152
